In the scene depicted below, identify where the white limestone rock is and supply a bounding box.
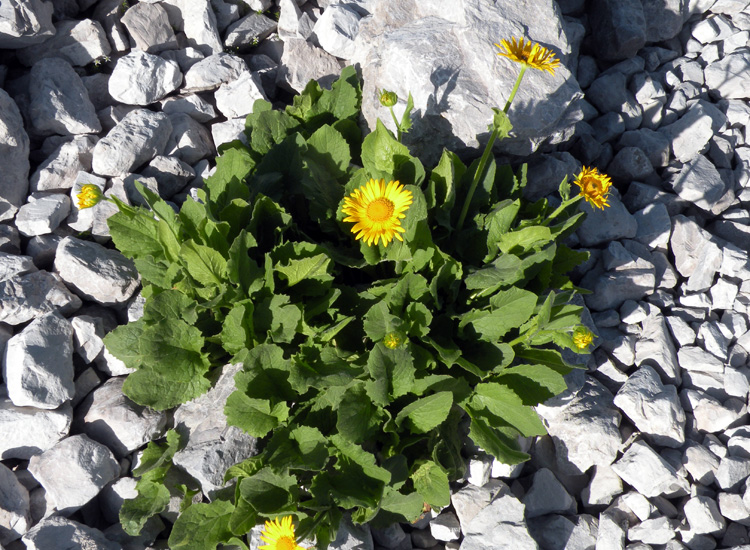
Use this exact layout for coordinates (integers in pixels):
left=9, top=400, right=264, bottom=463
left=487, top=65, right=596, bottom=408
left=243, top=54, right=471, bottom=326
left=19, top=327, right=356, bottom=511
left=3, top=312, right=75, bottom=409
left=313, top=3, right=361, bottom=59
left=450, top=481, right=505, bottom=532
left=634, top=313, right=681, bottom=385
left=108, top=50, right=182, bottom=105
left=683, top=443, right=720, bottom=485
left=705, top=49, right=750, bottom=100
left=0, top=271, right=82, bottom=326
left=30, top=136, right=97, bottom=192
left=429, top=512, right=461, bottom=542
left=162, top=0, right=223, bottom=56
left=27, top=434, right=120, bottom=515
left=16, top=19, right=110, bottom=66
left=164, top=112, right=215, bottom=165
left=670, top=215, right=723, bottom=293
left=160, top=94, right=217, bottom=123
left=22, top=515, right=120, bottom=550
left=0, top=0, right=55, bottom=48
left=682, top=389, right=746, bottom=433
left=211, top=118, right=247, bottom=149
left=671, top=155, right=728, bottom=214
left=628, top=517, right=679, bottom=545
left=0, top=90, right=30, bottom=207
left=581, top=464, right=623, bottom=507
left=214, top=70, right=267, bottom=118
left=677, top=346, right=725, bottom=373
left=0, top=252, right=36, bottom=282
left=224, top=13, right=278, bottom=51
left=523, top=468, right=577, bottom=518
left=0, top=462, right=31, bottom=545
left=684, top=496, right=726, bottom=535
left=92, top=108, right=173, bottom=176
left=277, top=37, right=342, bottom=93
left=611, top=440, right=690, bottom=498
left=54, top=236, right=139, bottom=306
left=182, top=52, right=248, bottom=92
left=717, top=492, right=750, bottom=526
left=614, top=365, right=685, bottom=448
left=15, top=194, right=71, bottom=237
left=121, top=2, right=178, bottom=53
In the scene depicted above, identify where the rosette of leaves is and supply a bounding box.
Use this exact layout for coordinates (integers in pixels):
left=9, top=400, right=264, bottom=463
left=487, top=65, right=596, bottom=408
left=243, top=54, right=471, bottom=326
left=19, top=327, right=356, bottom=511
left=106, top=67, right=590, bottom=550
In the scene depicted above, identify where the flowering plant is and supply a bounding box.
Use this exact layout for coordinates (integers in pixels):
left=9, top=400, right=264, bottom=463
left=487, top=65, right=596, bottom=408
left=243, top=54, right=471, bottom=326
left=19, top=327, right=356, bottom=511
left=105, top=40, right=605, bottom=550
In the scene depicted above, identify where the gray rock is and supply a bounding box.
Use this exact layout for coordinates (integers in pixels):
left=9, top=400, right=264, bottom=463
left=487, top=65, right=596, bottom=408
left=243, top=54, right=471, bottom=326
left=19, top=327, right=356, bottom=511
left=214, top=70, right=267, bottom=118
left=15, top=194, right=71, bottom=237
left=277, top=0, right=313, bottom=40
left=527, top=514, right=598, bottom=550
left=164, top=112, right=214, bottom=165
left=459, top=482, right=537, bottom=550
left=329, top=515, right=374, bottom=550
left=614, top=365, right=685, bottom=448
left=617, top=128, right=670, bottom=169
left=92, top=108, right=172, bottom=176
left=628, top=517, right=679, bottom=545
left=0, top=462, right=30, bottom=544
left=161, top=46, right=205, bottom=73
left=683, top=390, right=746, bottom=434
left=466, top=454, right=493, bottom=487
left=79, top=377, right=167, bottom=457
left=0, top=271, right=81, bottom=325
left=0, top=398, right=72, bottom=460
left=705, top=49, right=750, bottom=100
left=25, top=235, right=61, bottom=269
left=692, top=13, right=737, bottom=43
left=451, top=481, right=505, bottom=532
left=683, top=443, right=720, bottom=485
left=607, top=146, right=655, bottom=183
left=211, top=0, right=239, bottom=33
left=671, top=155, right=727, bottom=213
left=22, top=515, right=120, bottom=550
left=139, top=155, right=194, bottom=199
left=523, top=468, right=577, bottom=518
left=661, top=108, right=714, bottom=163
left=588, top=0, right=645, bottom=60
left=670, top=215, right=723, bottom=293
left=182, top=52, right=248, bottom=92
left=95, top=346, right=135, bottom=377
left=27, top=434, right=119, bottom=515
left=0, top=253, right=36, bottom=282
left=16, top=19, right=110, bottom=67
left=613, top=440, right=690, bottom=498
left=121, top=2, right=178, bottom=53
left=162, top=0, right=223, bottom=56
left=0, top=225, right=20, bottom=254
left=211, top=117, right=247, bottom=149
left=224, top=13, right=278, bottom=51
left=314, top=3, right=361, bottom=59
left=633, top=203, right=672, bottom=249
left=4, top=312, right=74, bottom=409
left=0, top=0, right=55, bottom=48
left=353, top=0, right=582, bottom=162
left=581, top=244, right=656, bottom=312
left=677, top=346, right=725, bottom=373
left=160, top=94, right=217, bottom=123
left=576, top=193, right=638, bottom=248
left=99, top=477, right=137, bottom=524
left=372, top=523, right=410, bottom=549
left=54, top=236, right=139, bottom=306
left=581, top=464, right=623, bottom=507
left=710, top=220, right=750, bottom=253
left=30, top=136, right=97, bottom=193
left=535, top=375, right=621, bottom=475
left=684, top=496, right=726, bottom=535
left=277, top=37, right=342, bottom=93
left=108, top=51, right=182, bottom=105
left=0, top=89, right=30, bottom=207
left=28, top=58, right=101, bottom=136
left=172, top=363, right=258, bottom=498
left=430, top=512, right=461, bottom=542
left=523, top=152, right=580, bottom=203
left=591, top=112, right=626, bottom=143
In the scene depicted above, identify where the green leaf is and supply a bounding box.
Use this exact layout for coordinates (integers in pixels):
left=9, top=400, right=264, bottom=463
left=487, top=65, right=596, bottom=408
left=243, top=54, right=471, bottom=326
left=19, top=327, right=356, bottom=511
left=484, top=199, right=521, bottom=261
left=379, top=488, right=423, bottom=523
left=495, top=363, right=571, bottom=404
left=238, top=467, right=298, bottom=515
left=227, top=230, right=263, bottom=294
left=464, top=254, right=523, bottom=291
left=143, top=290, right=198, bottom=325
left=276, top=252, right=332, bottom=287
left=471, top=383, right=546, bottom=437
left=225, top=392, right=288, bottom=437
left=104, top=320, right=146, bottom=368
left=365, top=344, right=415, bottom=406
left=498, top=225, right=553, bottom=255
left=465, top=405, right=530, bottom=465
left=107, top=200, right=163, bottom=259
left=221, top=301, right=255, bottom=355
left=233, top=343, right=296, bottom=402
left=120, top=479, right=170, bottom=536
left=399, top=92, right=414, bottom=134
left=490, top=107, right=512, bottom=139
left=460, top=287, right=537, bottom=341
left=123, top=366, right=212, bottom=411
left=363, top=302, right=403, bottom=342
left=132, top=429, right=182, bottom=477
left=168, top=500, right=235, bottom=550
left=180, top=240, right=228, bottom=287
left=337, top=382, right=383, bottom=443
left=411, top=461, right=450, bottom=508
left=133, top=255, right=181, bottom=289
left=361, top=119, right=413, bottom=177
left=246, top=100, right=299, bottom=155
left=330, top=434, right=391, bottom=484
left=395, top=392, right=453, bottom=434
left=558, top=175, right=570, bottom=201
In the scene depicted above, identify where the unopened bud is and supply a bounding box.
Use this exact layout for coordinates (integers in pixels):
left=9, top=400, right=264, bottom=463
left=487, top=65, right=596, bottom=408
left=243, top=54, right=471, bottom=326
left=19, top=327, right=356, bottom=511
left=379, top=89, right=398, bottom=107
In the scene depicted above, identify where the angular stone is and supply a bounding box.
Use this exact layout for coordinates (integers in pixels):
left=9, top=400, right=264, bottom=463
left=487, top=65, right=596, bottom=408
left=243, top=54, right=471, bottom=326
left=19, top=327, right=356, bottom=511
left=677, top=346, right=725, bottom=373
left=211, top=118, right=247, bottom=149
left=671, top=155, right=727, bottom=213
left=0, top=271, right=81, bottom=325
left=588, top=0, right=646, bottom=60
left=617, top=128, right=670, bottom=168
left=607, top=146, right=655, bottom=183
left=581, top=464, right=623, bottom=507
left=576, top=193, right=638, bottom=248
left=633, top=202, right=671, bottom=249
left=0, top=252, right=35, bottom=282
left=30, top=136, right=97, bottom=192
left=108, top=50, right=182, bottom=105
left=527, top=514, right=598, bottom=550
left=535, top=375, right=621, bottom=475
left=683, top=443, right=720, bottom=485
left=28, top=58, right=100, bottom=136
left=164, top=112, right=214, bottom=165
left=354, top=0, right=582, bottom=162
left=692, top=13, right=737, bottom=43
left=314, top=3, right=361, bottom=59
left=160, top=94, right=217, bottom=123
left=523, top=468, right=577, bottom=518
left=79, top=377, right=167, bottom=457
left=277, top=37, right=341, bottom=93
left=0, top=89, right=30, bottom=207
left=628, top=517, right=679, bottom=545
left=172, top=363, right=258, bottom=498
left=328, top=515, right=374, bottom=550
left=163, top=0, right=223, bottom=56
left=4, top=312, right=74, bottom=409
left=224, top=13, right=277, bottom=51
left=670, top=215, right=723, bottom=292
left=661, top=109, right=714, bottom=164
left=614, top=365, right=685, bottom=448
left=139, top=155, right=194, bottom=199
left=596, top=510, right=627, bottom=550
left=54, top=236, right=139, bottom=306
left=16, top=19, right=110, bottom=66
left=612, top=440, right=690, bottom=498
left=451, top=481, right=505, bottom=532
left=27, top=434, right=119, bottom=515
left=22, top=515, right=120, bottom=550
left=183, top=52, right=247, bottom=92
left=0, top=462, right=31, bottom=544
left=214, top=70, right=267, bottom=118
left=684, top=496, right=726, bottom=535
left=705, top=49, right=750, bottom=100
left=460, top=482, right=537, bottom=550
left=683, top=390, right=746, bottom=434
left=0, top=397, right=72, bottom=460
left=121, top=2, right=178, bottom=53
left=430, top=511, right=461, bottom=542
left=15, top=194, right=71, bottom=237
left=92, top=109, right=172, bottom=176
left=581, top=245, right=656, bottom=312
left=0, top=0, right=55, bottom=48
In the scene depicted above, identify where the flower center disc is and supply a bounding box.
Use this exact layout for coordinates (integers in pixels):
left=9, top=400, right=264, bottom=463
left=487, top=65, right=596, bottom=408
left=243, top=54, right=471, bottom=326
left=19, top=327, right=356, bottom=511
left=366, top=198, right=394, bottom=222
left=276, top=537, right=297, bottom=550
left=584, top=178, right=601, bottom=195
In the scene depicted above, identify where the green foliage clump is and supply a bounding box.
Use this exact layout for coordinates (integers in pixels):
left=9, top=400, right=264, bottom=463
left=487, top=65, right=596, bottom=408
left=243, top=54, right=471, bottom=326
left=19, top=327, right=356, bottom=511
left=105, top=66, right=590, bottom=550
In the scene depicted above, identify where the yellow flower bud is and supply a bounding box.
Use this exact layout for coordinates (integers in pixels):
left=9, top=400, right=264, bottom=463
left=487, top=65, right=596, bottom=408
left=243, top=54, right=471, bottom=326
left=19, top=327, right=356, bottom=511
left=383, top=332, right=403, bottom=349
left=379, top=89, right=398, bottom=107
left=76, top=184, right=103, bottom=209
left=572, top=326, right=594, bottom=351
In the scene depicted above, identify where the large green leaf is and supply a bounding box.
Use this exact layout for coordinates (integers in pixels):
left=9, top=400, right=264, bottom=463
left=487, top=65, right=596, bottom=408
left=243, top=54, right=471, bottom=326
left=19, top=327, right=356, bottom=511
left=168, top=500, right=235, bottom=550
left=394, top=392, right=453, bottom=434
left=411, top=461, right=450, bottom=508
left=225, top=392, right=288, bottom=438
left=237, top=467, right=298, bottom=515
left=180, top=240, right=228, bottom=287
left=233, top=343, right=296, bottom=401
left=471, top=383, right=546, bottom=437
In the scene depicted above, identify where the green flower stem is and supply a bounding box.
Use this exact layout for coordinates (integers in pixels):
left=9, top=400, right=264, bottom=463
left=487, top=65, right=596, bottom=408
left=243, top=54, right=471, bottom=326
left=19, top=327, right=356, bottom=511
left=455, top=66, right=528, bottom=232
left=542, top=194, right=583, bottom=227
left=389, top=105, right=402, bottom=141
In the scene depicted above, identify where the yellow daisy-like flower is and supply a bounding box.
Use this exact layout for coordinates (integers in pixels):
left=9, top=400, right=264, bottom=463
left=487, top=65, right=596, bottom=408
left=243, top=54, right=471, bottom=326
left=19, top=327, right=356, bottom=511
left=342, top=178, right=413, bottom=247
left=573, top=167, right=613, bottom=210
left=76, top=184, right=103, bottom=209
left=495, top=37, right=560, bottom=75
left=572, top=326, right=594, bottom=351
left=259, top=516, right=307, bottom=550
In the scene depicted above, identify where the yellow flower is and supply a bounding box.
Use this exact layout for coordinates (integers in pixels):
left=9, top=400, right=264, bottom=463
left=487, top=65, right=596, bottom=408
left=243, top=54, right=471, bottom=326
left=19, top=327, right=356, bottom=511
left=76, top=184, right=103, bottom=209
left=379, top=89, right=398, bottom=107
left=383, top=332, right=403, bottom=349
left=572, top=326, right=594, bottom=351
left=259, top=516, right=307, bottom=550
left=573, top=167, right=613, bottom=210
left=342, top=178, right=413, bottom=247
left=495, top=37, right=560, bottom=74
